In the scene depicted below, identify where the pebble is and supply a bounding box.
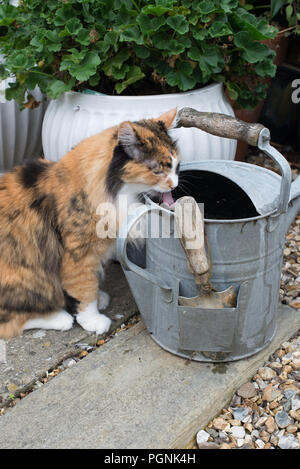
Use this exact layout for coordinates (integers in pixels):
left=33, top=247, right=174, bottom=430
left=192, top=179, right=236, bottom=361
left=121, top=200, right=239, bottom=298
left=237, top=382, right=257, bottom=399
left=196, top=430, right=210, bottom=447
left=286, top=424, right=298, bottom=433
left=197, top=442, right=220, bottom=449
left=254, top=416, right=268, bottom=428
left=284, top=389, right=297, bottom=399
left=258, top=367, right=276, bottom=380
left=213, top=417, right=230, bottom=432
left=255, top=439, right=265, bottom=449
left=194, top=205, right=300, bottom=451
left=62, top=358, right=76, bottom=369
left=275, top=410, right=291, bottom=428
left=262, top=384, right=283, bottom=402
left=290, top=409, right=300, bottom=421
left=278, top=435, right=300, bottom=449
left=291, top=397, right=300, bottom=410
left=232, top=407, right=251, bottom=422
left=237, top=438, right=244, bottom=448
left=230, top=426, right=245, bottom=439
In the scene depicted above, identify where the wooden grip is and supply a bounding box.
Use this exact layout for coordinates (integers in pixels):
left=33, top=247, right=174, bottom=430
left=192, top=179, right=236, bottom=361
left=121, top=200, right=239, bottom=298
left=174, top=196, right=210, bottom=285
left=175, top=107, right=265, bottom=146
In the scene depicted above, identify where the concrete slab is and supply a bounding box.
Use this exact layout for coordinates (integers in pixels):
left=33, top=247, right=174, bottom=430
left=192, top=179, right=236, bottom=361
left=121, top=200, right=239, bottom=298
left=0, top=263, right=137, bottom=405
left=0, top=304, right=299, bottom=449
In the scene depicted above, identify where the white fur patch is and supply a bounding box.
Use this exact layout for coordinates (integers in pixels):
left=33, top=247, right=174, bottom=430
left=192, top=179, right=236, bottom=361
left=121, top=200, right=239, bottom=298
left=169, top=156, right=179, bottom=188
left=23, top=310, right=74, bottom=332
left=76, top=301, right=112, bottom=335
left=98, top=290, right=110, bottom=310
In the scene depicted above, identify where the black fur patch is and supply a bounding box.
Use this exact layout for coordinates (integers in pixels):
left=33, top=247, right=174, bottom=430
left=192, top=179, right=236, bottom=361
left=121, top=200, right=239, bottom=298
left=69, top=191, right=88, bottom=214
left=106, top=144, right=130, bottom=198
left=63, top=290, right=79, bottom=316
left=135, top=120, right=176, bottom=150
left=0, top=284, right=59, bottom=313
left=20, top=160, right=50, bottom=189
left=30, top=193, right=63, bottom=247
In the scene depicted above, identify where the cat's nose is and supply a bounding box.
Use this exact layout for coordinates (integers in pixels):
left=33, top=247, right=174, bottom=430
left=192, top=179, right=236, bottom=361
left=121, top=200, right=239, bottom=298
left=167, top=175, right=178, bottom=189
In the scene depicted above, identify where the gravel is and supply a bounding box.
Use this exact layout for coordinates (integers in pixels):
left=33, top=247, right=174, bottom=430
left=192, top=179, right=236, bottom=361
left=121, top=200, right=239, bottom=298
left=196, top=152, right=300, bottom=450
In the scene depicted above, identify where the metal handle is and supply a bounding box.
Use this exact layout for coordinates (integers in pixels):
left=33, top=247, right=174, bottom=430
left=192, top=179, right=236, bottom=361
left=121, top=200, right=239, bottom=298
left=257, top=128, right=291, bottom=215
left=116, top=204, right=173, bottom=301
left=176, top=108, right=292, bottom=215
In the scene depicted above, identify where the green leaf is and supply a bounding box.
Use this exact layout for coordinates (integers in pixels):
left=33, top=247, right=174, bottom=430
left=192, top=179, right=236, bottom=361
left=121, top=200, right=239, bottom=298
left=0, top=4, right=17, bottom=27
left=165, top=61, right=197, bottom=91
left=198, top=44, right=224, bottom=75
left=220, top=0, right=238, bottom=13
left=120, top=25, right=144, bottom=44
left=234, top=31, right=272, bottom=63
left=88, top=72, right=100, bottom=87
left=141, top=5, right=171, bottom=16
left=46, top=79, right=74, bottom=99
left=226, top=81, right=239, bottom=100
left=208, top=21, right=232, bottom=37
left=187, top=46, right=201, bottom=61
left=132, top=45, right=150, bottom=59
left=76, top=29, right=91, bottom=46
left=166, top=15, right=189, bottom=34
left=74, top=51, right=101, bottom=81
left=115, top=65, right=145, bottom=94
left=65, top=18, right=82, bottom=36
left=136, top=14, right=165, bottom=34
left=5, top=81, right=25, bottom=103
left=60, top=51, right=101, bottom=81
left=255, top=58, right=277, bottom=78
left=270, top=0, right=285, bottom=17
left=195, top=0, right=216, bottom=15
left=54, top=7, right=76, bottom=27
left=286, top=4, right=293, bottom=21
left=102, top=49, right=130, bottom=76
left=232, top=9, right=278, bottom=40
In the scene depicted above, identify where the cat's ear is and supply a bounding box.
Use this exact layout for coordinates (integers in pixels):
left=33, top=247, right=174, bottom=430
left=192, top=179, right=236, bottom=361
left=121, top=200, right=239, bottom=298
left=118, top=122, right=141, bottom=159
left=154, top=107, right=177, bottom=129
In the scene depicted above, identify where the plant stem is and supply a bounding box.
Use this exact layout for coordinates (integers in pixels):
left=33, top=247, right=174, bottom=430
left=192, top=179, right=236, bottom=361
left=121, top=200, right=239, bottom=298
left=131, top=0, right=140, bottom=12
left=277, top=25, right=297, bottom=34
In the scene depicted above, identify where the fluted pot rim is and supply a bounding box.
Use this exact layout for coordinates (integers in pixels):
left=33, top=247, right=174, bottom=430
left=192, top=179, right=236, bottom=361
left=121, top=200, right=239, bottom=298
left=61, top=82, right=223, bottom=102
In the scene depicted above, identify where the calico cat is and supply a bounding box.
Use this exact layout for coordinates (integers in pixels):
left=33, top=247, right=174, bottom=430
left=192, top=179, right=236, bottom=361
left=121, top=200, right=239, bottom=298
left=0, top=108, right=180, bottom=339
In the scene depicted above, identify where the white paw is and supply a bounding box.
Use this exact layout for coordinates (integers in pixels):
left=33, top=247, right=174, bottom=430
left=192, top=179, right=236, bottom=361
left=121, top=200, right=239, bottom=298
left=76, top=301, right=111, bottom=335
left=55, top=310, right=75, bottom=331
left=23, top=310, right=74, bottom=332
left=98, top=290, right=110, bottom=310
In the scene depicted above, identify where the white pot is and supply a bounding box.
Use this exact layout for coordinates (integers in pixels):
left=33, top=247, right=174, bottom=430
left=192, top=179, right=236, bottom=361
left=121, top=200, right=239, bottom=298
left=0, top=79, right=47, bottom=172
left=42, top=82, right=236, bottom=162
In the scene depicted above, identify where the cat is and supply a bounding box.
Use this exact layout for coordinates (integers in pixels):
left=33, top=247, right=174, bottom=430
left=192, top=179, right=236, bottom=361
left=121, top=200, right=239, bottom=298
left=0, top=107, right=180, bottom=339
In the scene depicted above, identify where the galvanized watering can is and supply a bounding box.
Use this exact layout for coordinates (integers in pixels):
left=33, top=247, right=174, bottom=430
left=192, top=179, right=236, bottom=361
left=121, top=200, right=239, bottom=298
left=116, top=108, right=300, bottom=362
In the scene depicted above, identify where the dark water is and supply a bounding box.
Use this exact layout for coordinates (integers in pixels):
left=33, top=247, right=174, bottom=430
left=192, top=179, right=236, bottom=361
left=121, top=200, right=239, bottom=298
left=171, top=170, right=259, bottom=220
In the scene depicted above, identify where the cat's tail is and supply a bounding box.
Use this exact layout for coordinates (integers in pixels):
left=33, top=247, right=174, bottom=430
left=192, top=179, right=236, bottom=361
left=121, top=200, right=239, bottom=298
left=0, top=311, right=29, bottom=339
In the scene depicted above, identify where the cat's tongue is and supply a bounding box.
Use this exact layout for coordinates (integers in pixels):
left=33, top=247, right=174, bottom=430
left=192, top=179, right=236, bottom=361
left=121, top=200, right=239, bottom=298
left=162, top=191, right=175, bottom=207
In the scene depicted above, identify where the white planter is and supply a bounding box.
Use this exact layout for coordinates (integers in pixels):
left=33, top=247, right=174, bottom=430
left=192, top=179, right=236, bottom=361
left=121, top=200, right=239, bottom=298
left=0, top=79, right=47, bottom=173
left=42, top=82, right=236, bottom=163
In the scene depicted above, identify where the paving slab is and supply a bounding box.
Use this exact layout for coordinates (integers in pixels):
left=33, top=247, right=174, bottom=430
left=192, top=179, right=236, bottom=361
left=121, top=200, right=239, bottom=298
left=0, top=304, right=299, bottom=449
left=0, top=263, right=137, bottom=405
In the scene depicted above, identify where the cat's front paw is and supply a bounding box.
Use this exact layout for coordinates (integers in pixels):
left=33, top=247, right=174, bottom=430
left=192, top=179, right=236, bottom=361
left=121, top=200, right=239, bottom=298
left=76, top=301, right=111, bottom=335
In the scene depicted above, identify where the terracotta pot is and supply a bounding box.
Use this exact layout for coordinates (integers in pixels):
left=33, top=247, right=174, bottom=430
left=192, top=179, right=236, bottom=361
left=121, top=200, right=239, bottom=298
left=230, top=33, right=289, bottom=161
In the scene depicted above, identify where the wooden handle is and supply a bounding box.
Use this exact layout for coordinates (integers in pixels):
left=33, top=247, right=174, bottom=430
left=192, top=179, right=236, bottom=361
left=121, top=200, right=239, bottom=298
left=176, top=107, right=265, bottom=146
left=174, top=196, right=211, bottom=286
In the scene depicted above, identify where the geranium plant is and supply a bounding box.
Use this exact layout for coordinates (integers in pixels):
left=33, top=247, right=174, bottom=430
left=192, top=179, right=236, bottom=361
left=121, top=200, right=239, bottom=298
left=0, top=0, right=278, bottom=109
